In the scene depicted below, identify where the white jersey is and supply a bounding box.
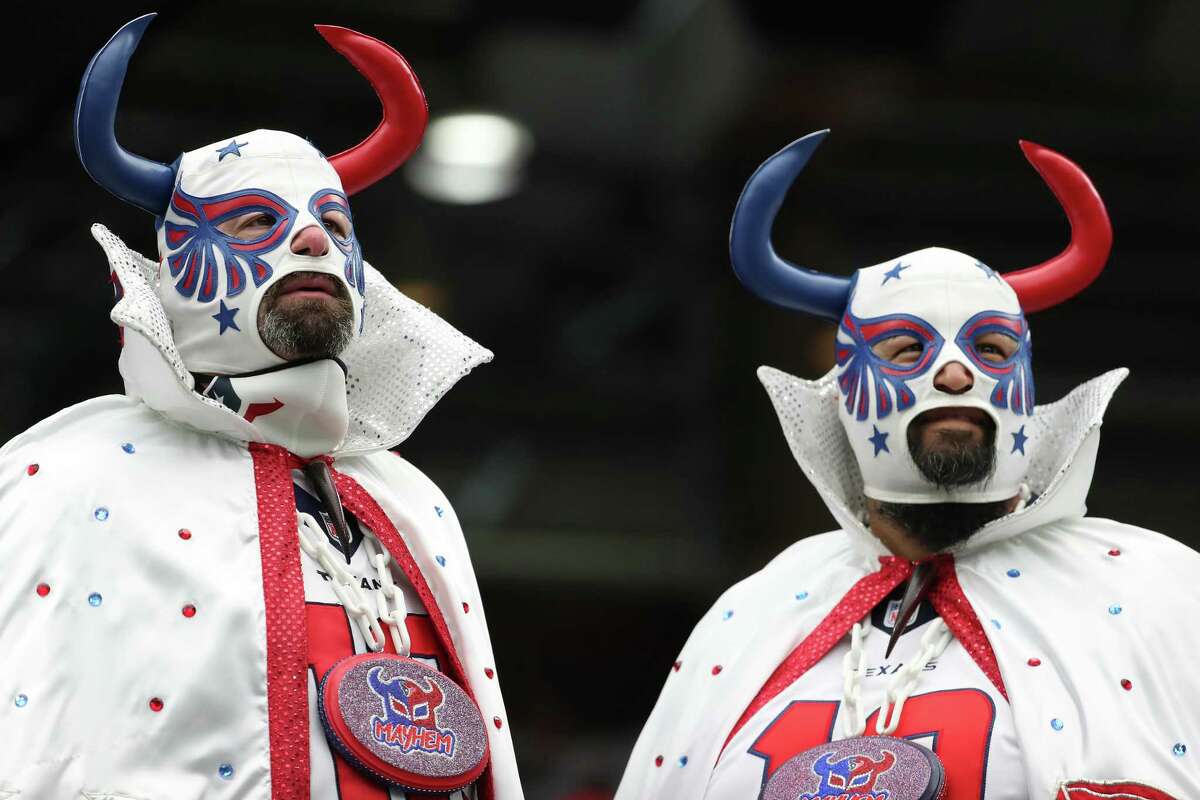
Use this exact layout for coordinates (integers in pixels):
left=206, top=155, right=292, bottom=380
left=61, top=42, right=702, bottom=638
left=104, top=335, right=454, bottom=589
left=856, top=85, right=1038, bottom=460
left=295, top=474, right=476, bottom=800
left=709, top=586, right=1022, bottom=800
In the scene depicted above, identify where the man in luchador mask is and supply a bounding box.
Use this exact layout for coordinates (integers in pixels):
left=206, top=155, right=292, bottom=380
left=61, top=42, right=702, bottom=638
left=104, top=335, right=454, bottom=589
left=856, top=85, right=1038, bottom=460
left=0, top=14, right=523, bottom=800
left=616, top=131, right=1200, bottom=799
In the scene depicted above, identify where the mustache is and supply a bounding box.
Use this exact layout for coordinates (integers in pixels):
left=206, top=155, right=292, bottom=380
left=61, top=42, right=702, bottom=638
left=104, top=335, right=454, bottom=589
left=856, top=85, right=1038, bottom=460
left=907, top=409, right=998, bottom=490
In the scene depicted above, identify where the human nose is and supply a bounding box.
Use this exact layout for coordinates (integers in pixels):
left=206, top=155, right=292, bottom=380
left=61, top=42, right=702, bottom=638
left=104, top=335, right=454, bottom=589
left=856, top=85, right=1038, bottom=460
left=290, top=224, right=329, bottom=257
left=933, top=361, right=974, bottom=394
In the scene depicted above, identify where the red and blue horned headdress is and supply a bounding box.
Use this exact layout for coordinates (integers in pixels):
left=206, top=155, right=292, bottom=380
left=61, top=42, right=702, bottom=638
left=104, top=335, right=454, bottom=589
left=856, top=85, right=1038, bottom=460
left=730, top=131, right=1112, bottom=503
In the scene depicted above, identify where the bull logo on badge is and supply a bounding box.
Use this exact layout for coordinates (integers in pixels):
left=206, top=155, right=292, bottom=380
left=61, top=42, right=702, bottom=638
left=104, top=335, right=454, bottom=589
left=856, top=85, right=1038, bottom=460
left=367, top=666, right=457, bottom=758
left=802, top=749, right=897, bottom=799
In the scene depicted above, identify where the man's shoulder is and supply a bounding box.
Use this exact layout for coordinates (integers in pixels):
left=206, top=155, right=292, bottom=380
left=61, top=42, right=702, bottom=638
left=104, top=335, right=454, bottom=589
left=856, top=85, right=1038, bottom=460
left=1047, top=515, right=1200, bottom=565
left=716, top=529, right=859, bottom=605
left=336, top=450, right=451, bottom=506
left=0, top=395, right=157, bottom=457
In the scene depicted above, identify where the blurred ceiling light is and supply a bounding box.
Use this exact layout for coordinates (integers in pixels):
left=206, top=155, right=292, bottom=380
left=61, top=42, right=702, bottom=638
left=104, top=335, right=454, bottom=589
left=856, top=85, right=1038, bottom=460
left=405, top=112, right=534, bottom=204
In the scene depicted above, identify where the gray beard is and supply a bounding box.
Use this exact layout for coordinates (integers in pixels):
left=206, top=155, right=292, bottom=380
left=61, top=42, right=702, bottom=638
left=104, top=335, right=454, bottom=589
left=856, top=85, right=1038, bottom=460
left=259, top=297, right=354, bottom=361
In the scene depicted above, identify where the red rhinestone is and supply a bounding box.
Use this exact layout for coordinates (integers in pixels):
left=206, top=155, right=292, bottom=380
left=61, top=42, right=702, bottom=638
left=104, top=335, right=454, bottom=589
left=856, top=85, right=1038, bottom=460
left=182, top=604, right=197, bottom=618
left=25, top=464, right=39, bottom=476
left=35, top=583, right=50, bottom=597
left=1028, top=658, right=1041, bottom=667
left=493, top=716, right=503, bottom=729
left=178, top=529, right=192, bottom=540
left=711, top=665, right=723, bottom=675
left=1108, top=549, right=1121, bottom=557
left=1121, top=679, right=1133, bottom=691
left=672, top=661, right=682, bottom=672
left=149, top=697, right=164, bottom=712
left=462, top=602, right=469, bottom=613
left=484, top=667, right=495, bottom=679
left=655, top=755, right=664, bottom=767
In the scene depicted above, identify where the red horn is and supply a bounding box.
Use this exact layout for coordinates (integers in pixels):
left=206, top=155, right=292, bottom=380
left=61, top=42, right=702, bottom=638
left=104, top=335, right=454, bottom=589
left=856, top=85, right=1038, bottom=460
left=315, top=25, right=429, bottom=196
left=1002, top=141, right=1112, bottom=313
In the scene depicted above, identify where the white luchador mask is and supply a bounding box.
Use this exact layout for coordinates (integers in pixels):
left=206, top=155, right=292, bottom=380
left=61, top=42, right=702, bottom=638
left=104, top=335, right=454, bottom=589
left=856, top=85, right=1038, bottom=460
left=730, top=130, right=1112, bottom=504
left=75, top=13, right=427, bottom=378
left=834, top=248, right=1032, bottom=502
left=155, top=130, right=364, bottom=375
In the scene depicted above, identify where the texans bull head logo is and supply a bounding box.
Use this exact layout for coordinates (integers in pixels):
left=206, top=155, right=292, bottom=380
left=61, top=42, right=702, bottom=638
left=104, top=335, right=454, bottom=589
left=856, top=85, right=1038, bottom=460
left=811, top=749, right=897, bottom=797
left=368, top=666, right=446, bottom=729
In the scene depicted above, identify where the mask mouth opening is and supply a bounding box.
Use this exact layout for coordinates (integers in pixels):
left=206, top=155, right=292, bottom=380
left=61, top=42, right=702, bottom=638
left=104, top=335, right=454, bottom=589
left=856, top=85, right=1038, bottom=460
left=904, top=402, right=999, bottom=491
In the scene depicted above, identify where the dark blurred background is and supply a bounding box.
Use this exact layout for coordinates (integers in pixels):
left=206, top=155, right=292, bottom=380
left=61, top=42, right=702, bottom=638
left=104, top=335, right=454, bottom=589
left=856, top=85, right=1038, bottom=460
left=5, top=1, right=1199, bottom=796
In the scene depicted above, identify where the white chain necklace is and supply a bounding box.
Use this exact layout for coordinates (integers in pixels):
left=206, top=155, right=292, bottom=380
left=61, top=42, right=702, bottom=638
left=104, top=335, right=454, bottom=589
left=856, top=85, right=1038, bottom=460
left=297, top=511, right=412, bottom=657
left=840, top=616, right=953, bottom=738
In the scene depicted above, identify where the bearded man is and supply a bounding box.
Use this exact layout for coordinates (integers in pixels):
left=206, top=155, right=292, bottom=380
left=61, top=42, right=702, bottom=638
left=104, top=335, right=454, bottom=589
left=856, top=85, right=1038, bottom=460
left=616, top=131, right=1200, bottom=799
left=0, top=14, right=523, bottom=800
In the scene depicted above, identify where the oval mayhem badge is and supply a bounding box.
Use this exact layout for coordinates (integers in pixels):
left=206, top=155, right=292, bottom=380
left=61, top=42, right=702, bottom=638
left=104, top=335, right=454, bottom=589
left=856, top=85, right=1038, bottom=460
left=318, top=654, right=490, bottom=792
left=761, top=736, right=944, bottom=800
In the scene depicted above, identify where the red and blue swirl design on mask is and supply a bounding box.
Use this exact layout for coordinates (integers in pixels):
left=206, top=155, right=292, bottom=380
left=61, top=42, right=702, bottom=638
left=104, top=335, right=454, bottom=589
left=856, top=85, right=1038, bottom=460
left=836, top=312, right=944, bottom=421
left=955, top=310, right=1035, bottom=415
left=309, top=188, right=363, bottom=297
left=164, top=188, right=296, bottom=303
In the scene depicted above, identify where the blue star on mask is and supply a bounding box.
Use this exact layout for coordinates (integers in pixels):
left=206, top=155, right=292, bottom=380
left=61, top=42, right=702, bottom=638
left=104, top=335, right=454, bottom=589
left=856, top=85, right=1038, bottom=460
left=974, top=260, right=998, bottom=280
left=869, top=425, right=890, bottom=456
left=1011, top=424, right=1029, bottom=455
left=212, top=300, right=241, bottom=334
left=881, top=261, right=909, bottom=285
left=216, top=139, right=248, bottom=161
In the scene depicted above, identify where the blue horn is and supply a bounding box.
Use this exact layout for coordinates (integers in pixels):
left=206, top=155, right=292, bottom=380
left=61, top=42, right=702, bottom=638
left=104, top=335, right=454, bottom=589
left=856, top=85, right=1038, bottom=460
left=74, top=14, right=176, bottom=215
left=729, top=130, right=851, bottom=323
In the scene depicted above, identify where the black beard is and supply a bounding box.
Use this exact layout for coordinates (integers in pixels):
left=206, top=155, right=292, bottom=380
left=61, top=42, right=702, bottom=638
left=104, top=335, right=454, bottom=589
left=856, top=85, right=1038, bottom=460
left=257, top=278, right=354, bottom=361
left=907, top=417, right=997, bottom=490
left=875, top=498, right=1012, bottom=553
left=874, top=411, right=1005, bottom=551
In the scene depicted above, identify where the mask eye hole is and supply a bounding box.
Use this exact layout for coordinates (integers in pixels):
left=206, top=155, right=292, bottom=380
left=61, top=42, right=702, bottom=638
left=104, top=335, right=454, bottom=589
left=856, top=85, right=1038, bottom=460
left=973, top=331, right=1019, bottom=363
left=215, top=210, right=280, bottom=242
left=871, top=334, right=923, bottom=366
left=320, top=209, right=352, bottom=241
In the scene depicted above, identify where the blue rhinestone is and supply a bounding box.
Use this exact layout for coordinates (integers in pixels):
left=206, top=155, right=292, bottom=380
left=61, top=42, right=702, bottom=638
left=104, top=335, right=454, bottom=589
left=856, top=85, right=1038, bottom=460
left=435, top=555, right=446, bottom=567
left=88, top=592, right=103, bottom=607
left=991, top=619, right=1002, bottom=630
left=121, top=443, right=135, bottom=454
left=94, top=507, right=109, bottom=522
left=1006, top=568, right=1020, bottom=578
left=1109, top=604, right=1123, bottom=616
left=1051, top=719, right=1064, bottom=731
left=435, top=506, right=444, bottom=518
left=677, top=756, right=688, bottom=767
left=1174, top=743, right=1187, bottom=757
left=795, top=591, right=809, bottom=601
left=14, top=694, right=27, bottom=708
left=218, top=763, right=235, bottom=779
left=722, top=610, right=734, bottom=621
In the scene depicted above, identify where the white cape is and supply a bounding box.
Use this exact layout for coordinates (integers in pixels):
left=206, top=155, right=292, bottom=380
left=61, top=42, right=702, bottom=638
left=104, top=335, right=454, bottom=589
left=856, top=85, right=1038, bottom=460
left=0, top=228, right=523, bottom=800
left=616, top=367, right=1200, bottom=799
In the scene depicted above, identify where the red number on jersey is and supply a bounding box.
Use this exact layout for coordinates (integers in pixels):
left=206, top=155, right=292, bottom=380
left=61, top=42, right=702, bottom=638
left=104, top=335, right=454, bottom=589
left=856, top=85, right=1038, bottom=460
left=306, top=602, right=453, bottom=800
left=749, top=689, right=995, bottom=799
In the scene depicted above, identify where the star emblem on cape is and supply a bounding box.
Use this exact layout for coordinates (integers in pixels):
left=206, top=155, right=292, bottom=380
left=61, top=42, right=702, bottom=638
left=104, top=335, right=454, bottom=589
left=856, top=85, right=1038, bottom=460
left=1011, top=424, right=1029, bottom=454
left=216, top=139, right=248, bottom=161
left=881, top=261, right=909, bottom=285
left=212, top=300, right=241, bottom=334
left=869, top=425, right=890, bottom=456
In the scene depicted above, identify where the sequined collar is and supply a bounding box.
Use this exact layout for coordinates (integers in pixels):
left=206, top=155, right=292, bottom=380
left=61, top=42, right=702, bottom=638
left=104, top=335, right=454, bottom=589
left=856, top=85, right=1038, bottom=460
left=95, top=224, right=492, bottom=457
left=757, top=365, right=1129, bottom=562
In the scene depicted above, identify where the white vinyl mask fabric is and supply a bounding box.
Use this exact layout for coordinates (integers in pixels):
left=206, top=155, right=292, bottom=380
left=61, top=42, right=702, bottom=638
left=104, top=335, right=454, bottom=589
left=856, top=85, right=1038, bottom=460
left=835, top=247, right=1034, bottom=504
left=156, top=129, right=363, bottom=375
